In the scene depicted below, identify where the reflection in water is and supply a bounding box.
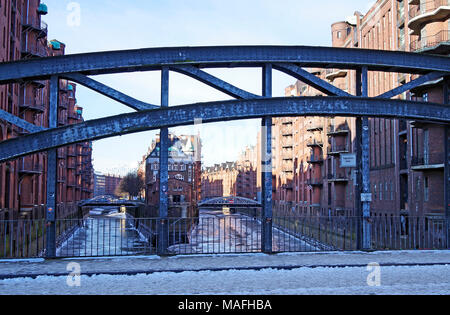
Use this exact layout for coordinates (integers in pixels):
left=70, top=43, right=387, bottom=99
left=57, top=213, right=153, bottom=257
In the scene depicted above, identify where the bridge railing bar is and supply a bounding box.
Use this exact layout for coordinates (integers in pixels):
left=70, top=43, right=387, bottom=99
left=0, top=215, right=448, bottom=258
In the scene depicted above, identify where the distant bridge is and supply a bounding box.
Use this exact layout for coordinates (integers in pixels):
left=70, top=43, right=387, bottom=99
left=78, top=200, right=145, bottom=208
left=198, top=196, right=261, bottom=209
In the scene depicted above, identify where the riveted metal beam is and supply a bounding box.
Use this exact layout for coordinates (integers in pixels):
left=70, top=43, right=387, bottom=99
left=170, top=65, right=260, bottom=99
left=0, top=109, right=45, bottom=133
left=273, top=63, right=353, bottom=97
left=0, top=97, right=449, bottom=163
left=46, top=75, right=59, bottom=258
left=377, top=71, right=446, bottom=99
left=62, top=73, right=158, bottom=111
left=158, top=67, right=169, bottom=255
left=261, top=64, right=273, bottom=254
left=0, top=46, right=449, bottom=84
left=444, top=77, right=449, bottom=249
left=360, top=67, right=371, bottom=251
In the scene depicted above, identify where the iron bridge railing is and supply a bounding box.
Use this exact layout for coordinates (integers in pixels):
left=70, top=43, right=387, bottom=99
left=0, top=214, right=447, bottom=259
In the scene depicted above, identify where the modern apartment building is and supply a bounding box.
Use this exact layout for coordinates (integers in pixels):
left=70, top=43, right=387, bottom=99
left=0, top=1, right=93, bottom=220
left=274, top=0, right=449, bottom=222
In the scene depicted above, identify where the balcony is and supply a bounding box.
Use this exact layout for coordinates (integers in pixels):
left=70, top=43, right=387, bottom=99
left=19, top=158, right=42, bottom=176
left=22, top=16, right=48, bottom=39
left=21, top=40, right=47, bottom=58
left=68, top=111, right=81, bottom=121
left=67, top=181, right=77, bottom=187
left=281, top=127, right=293, bottom=136
left=306, top=123, right=323, bottom=132
left=325, top=69, right=347, bottom=82
left=411, top=156, right=444, bottom=171
left=67, top=150, right=77, bottom=157
left=327, top=125, right=350, bottom=136
left=410, top=30, right=450, bottom=54
left=306, top=139, right=323, bottom=147
left=327, top=144, right=349, bottom=155
left=281, top=164, right=294, bottom=173
left=307, top=155, right=324, bottom=164
left=281, top=138, right=293, bottom=148
left=19, top=97, right=45, bottom=113
left=408, top=0, right=450, bottom=35
left=326, top=173, right=349, bottom=183
left=306, top=179, right=323, bottom=187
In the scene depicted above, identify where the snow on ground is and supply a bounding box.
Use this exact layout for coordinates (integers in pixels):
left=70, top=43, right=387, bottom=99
left=0, top=264, right=449, bottom=295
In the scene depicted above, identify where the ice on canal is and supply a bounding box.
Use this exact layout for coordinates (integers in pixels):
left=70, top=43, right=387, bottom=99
left=57, top=209, right=321, bottom=257
left=169, top=210, right=320, bottom=254
left=57, top=212, right=153, bottom=257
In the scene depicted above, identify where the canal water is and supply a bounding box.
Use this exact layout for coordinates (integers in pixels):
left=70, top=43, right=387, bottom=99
left=168, top=209, right=320, bottom=254
left=57, top=209, right=320, bottom=257
left=57, top=211, right=153, bottom=257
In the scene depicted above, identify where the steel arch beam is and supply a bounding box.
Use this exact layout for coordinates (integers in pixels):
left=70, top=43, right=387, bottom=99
left=0, top=108, right=45, bottom=133
left=62, top=73, right=158, bottom=111
left=0, top=96, right=448, bottom=163
left=170, top=65, right=260, bottom=99
left=273, top=63, right=353, bottom=97
left=0, top=46, right=449, bottom=84
left=377, top=71, right=447, bottom=99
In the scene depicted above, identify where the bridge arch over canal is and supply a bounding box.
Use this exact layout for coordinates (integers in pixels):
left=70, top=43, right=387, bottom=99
left=0, top=45, right=448, bottom=257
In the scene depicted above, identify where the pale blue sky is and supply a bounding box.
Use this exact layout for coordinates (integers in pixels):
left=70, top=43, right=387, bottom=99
left=43, top=0, right=374, bottom=175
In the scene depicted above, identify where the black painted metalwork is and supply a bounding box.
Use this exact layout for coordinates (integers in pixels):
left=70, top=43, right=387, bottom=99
left=45, top=76, right=59, bottom=258
left=158, top=66, right=170, bottom=255
left=261, top=64, right=273, bottom=253
left=0, top=97, right=448, bottom=164
left=62, top=73, right=158, bottom=111
left=0, top=45, right=449, bottom=256
left=1, top=46, right=449, bottom=84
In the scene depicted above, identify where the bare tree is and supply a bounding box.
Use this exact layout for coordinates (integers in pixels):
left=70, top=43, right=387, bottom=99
left=116, top=171, right=145, bottom=200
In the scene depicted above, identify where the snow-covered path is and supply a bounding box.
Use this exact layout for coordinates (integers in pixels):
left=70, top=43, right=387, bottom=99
left=0, top=263, right=449, bottom=295
left=0, top=250, right=449, bottom=295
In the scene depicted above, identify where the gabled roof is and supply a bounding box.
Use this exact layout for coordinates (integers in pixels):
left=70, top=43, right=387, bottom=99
left=147, top=134, right=196, bottom=160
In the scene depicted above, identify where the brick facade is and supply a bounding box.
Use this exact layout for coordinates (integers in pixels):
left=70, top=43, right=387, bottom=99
left=145, top=134, right=202, bottom=207
left=0, top=1, right=93, bottom=220
left=270, top=0, right=448, bottom=221
left=202, top=146, right=258, bottom=201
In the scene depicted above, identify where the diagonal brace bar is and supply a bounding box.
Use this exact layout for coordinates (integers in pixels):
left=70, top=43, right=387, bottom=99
left=170, top=65, right=261, bottom=99
left=0, top=108, right=45, bottom=133
left=377, top=71, right=446, bottom=99
left=273, top=63, right=353, bottom=97
left=62, top=73, right=159, bottom=111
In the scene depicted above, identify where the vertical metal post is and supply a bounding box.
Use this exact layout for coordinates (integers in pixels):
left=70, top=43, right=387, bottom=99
left=355, top=67, right=371, bottom=250
left=46, top=76, right=58, bottom=258
left=261, top=64, right=273, bottom=253
left=158, top=67, right=169, bottom=255
left=444, top=77, right=449, bottom=248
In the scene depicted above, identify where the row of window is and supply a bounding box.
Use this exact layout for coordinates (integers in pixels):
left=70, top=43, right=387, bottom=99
left=150, top=163, right=192, bottom=171
left=373, top=182, right=396, bottom=202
